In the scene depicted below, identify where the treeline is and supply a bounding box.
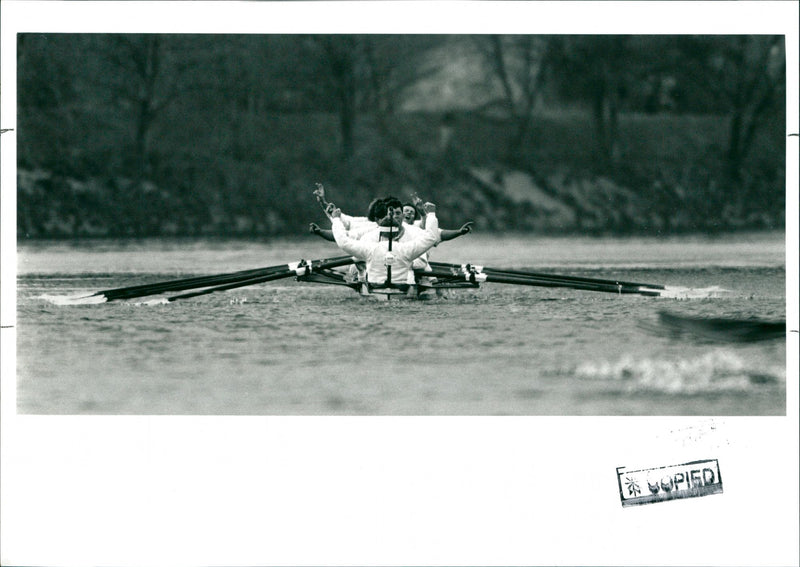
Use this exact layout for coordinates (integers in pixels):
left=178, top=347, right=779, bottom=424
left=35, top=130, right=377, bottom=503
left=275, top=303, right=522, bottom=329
left=16, top=35, right=786, bottom=237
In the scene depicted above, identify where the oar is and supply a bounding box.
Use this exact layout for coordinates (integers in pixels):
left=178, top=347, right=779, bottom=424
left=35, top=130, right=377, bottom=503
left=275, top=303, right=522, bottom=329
left=386, top=220, right=394, bottom=287
left=429, top=261, right=665, bottom=290
left=159, top=256, right=355, bottom=302
left=420, top=267, right=662, bottom=296
left=96, top=265, right=287, bottom=301
left=89, top=255, right=352, bottom=301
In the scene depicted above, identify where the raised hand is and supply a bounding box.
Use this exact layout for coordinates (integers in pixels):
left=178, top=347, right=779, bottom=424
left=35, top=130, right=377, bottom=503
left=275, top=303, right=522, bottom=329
left=459, top=221, right=474, bottom=234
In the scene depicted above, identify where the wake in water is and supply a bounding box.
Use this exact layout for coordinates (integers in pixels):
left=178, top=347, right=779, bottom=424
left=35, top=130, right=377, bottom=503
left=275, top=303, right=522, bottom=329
left=38, top=284, right=730, bottom=306
left=575, top=350, right=783, bottom=394
left=39, top=293, right=108, bottom=305
left=38, top=292, right=250, bottom=306
left=657, top=285, right=730, bottom=299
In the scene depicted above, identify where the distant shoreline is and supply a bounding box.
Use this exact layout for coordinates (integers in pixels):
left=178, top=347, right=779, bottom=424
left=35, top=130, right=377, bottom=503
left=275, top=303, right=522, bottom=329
left=15, top=228, right=788, bottom=244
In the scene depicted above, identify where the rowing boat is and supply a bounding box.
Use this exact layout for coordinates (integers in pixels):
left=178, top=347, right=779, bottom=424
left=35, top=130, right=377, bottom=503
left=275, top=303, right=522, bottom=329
left=299, top=259, right=669, bottom=299
left=65, top=253, right=681, bottom=305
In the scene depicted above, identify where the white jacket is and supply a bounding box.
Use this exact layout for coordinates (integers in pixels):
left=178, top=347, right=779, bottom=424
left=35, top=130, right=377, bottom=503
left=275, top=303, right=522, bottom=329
left=332, top=213, right=439, bottom=285
left=359, top=222, right=441, bottom=269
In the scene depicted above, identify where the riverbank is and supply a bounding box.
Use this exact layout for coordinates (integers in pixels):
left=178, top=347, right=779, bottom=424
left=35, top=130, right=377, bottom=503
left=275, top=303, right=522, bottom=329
left=16, top=111, right=785, bottom=239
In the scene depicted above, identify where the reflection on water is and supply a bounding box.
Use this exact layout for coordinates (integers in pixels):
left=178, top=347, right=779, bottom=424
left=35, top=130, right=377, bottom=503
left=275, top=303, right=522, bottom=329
left=651, top=311, right=785, bottom=343
left=14, top=234, right=787, bottom=415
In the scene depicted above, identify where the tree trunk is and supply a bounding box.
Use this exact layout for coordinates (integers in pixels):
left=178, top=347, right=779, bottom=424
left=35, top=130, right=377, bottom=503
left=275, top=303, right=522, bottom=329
left=339, top=92, right=355, bottom=158
left=726, top=110, right=744, bottom=181
left=591, top=68, right=620, bottom=169
left=592, top=88, right=609, bottom=166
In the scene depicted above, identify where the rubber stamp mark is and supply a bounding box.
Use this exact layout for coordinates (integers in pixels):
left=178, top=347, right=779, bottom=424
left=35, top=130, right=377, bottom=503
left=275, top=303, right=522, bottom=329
left=617, top=459, right=723, bottom=507
left=624, top=476, right=641, bottom=497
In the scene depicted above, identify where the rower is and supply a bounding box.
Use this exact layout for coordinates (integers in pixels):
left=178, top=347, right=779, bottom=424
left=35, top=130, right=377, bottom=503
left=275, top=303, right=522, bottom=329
left=311, top=194, right=472, bottom=245
left=309, top=193, right=388, bottom=241
left=407, top=192, right=473, bottom=242
left=395, top=193, right=472, bottom=294
left=312, top=187, right=389, bottom=284
left=314, top=183, right=382, bottom=236
left=402, top=202, right=422, bottom=227
left=312, top=193, right=473, bottom=293
left=311, top=197, right=399, bottom=286
left=329, top=201, right=440, bottom=289
left=340, top=196, right=431, bottom=279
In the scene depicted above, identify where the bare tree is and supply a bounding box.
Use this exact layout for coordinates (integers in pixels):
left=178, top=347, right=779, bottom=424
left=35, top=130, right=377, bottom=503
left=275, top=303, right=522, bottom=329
left=16, top=34, right=88, bottom=172
left=95, top=35, right=194, bottom=180
left=664, top=35, right=785, bottom=180
left=281, top=35, right=446, bottom=157
left=361, top=36, right=445, bottom=130
left=713, top=36, right=785, bottom=180
left=298, top=36, right=363, bottom=158
left=473, top=35, right=551, bottom=159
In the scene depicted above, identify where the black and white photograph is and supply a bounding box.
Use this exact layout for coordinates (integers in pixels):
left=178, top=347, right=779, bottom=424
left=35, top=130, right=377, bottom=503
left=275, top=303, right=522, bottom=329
left=8, top=29, right=791, bottom=416
left=1, top=1, right=798, bottom=566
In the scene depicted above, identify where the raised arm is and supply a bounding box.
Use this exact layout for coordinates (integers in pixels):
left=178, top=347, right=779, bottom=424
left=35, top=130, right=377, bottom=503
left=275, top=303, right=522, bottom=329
left=439, top=221, right=473, bottom=242
left=330, top=208, right=372, bottom=259
left=401, top=203, right=440, bottom=260
left=313, top=183, right=331, bottom=211
left=410, top=193, right=427, bottom=228
left=309, top=222, right=336, bottom=242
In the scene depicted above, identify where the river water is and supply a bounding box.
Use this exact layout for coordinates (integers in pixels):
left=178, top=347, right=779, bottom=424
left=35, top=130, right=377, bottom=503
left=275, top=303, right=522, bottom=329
left=12, top=232, right=787, bottom=415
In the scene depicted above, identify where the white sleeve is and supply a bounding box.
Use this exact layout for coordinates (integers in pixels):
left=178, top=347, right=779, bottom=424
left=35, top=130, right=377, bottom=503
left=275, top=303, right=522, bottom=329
left=332, top=218, right=372, bottom=260
left=357, top=227, right=380, bottom=242
left=349, top=223, right=378, bottom=240
left=339, top=213, right=354, bottom=231
left=401, top=213, right=439, bottom=261
left=340, top=213, right=372, bottom=232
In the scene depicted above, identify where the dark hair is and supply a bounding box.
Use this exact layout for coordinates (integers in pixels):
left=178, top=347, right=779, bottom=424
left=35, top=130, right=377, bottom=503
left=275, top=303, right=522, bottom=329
left=368, top=199, right=388, bottom=222
left=384, top=196, right=403, bottom=210
left=367, top=198, right=385, bottom=222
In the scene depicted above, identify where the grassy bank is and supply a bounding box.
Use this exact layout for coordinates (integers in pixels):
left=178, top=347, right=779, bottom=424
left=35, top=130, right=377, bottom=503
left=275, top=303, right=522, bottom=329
left=17, top=109, right=784, bottom=239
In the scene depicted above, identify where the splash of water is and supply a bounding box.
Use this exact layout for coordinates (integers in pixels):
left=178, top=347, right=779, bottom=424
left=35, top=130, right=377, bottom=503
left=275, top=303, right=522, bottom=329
left=657, top=286, right=730, bottom=299
left=39, top=294, right=107, bottom=305
left=575, top=350, right=782, bottom=394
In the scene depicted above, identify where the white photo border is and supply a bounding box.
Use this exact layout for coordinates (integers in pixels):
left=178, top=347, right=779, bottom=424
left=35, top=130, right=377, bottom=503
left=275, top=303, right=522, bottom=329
left=2, top=2, right=798, bottom=566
